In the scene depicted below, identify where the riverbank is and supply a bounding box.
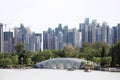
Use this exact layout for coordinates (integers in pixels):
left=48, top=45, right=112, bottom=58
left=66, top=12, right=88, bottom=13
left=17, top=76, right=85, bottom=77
left=1, top=66, right=120, bottom=72
left=100, top=68, right=120, bottom=72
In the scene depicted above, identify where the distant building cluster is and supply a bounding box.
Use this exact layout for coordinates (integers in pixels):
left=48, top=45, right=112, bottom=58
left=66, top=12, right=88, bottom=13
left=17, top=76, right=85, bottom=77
left=43, top=18, right=120, bottom=50
left=43, top=24, right=82, bottom=50
left=0, top=23, right=42, bottom=53
left=0, top=18, right=120, bottom=52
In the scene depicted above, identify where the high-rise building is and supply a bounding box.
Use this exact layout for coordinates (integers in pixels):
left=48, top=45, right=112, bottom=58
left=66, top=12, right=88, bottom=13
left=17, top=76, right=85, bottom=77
left=112, top=26, right=117, bottom=44
left=55, top=24, right=62, bottom=36
left=67, top=29, right=73, bottom=46
left=29, top=32, right=35, bottom=52
left=43, top=29, right=54, bottom=50
left=96, top=25, right=102, bottom=42
left=73, top=28, right=82, bottom=48
left=88, top=24, right=92, bottom=43
left=4, top=31, right=14, bottom=53
left=73, top=28, right=77, bottom=47
left=0, top=23, right=4, bottom=52
left=112, top=24, right=120, bottom=44
left=79, top=23, right=88, bottom=44
left=14, top=24, right=32, bottom=51
left=91, top=20, right=97, bottom=44
left=101, top=22, right=108, bottom=43
left=85, top=18, right=89, bottom=25
left=79, top=18, right=89, bottom=44
left=58, top=31, right=63, bottom=50
left=43, top=31, right=48, bottom=50
left=62, top=25, right=68, bottom=47
left=35, top=33, right=42, bottom=52
left=117, top=24, right=120, bottom=42
left=77, top=31, right=82, bottom=48
left=107, top=26, right=112, bottom=45
left=53, top=36, right=59, bottom=50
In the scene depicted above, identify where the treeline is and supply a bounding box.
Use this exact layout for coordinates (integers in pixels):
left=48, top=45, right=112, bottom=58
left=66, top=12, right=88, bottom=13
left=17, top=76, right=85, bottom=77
left=0, top=42, right=120, bottom=68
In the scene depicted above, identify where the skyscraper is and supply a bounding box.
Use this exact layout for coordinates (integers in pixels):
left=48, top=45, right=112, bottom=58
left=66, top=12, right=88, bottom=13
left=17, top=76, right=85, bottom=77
left=79, top=18, right=89, bottom=44
left=43, top=29, right=54, bottom=50
left=53, top=36, right=59, bottom=50
left=117, top=24, right=120, bottom=42
left=101, top=22, right=108, bottom=43
left=29, top=32, right=35, bottom=52
left=43, top=31, right=48, bottom=50
left=62, top=25, right=68, bottom=47
left=96, top=25, right=102, bottom=42
left=91, top=20, right=97, bottom=44
left=35, top=33, right=42, bottom=52
left=107, top=26, right=112, bottom=45
left=14, top=24, right=32, bottom=51
left=85, top=18, right=89, bottom=25
left=0, top=23, right=4, bottom=52
left=73, top=28, right=82, bottom=47
left=4, top=31, right=14, bottom=53
left=58, top=31, right=63, bottom=50
left=67, top=29, right=73, bottom=46
left=112, top=26, right=117, bottom=44
left=77, top=31, right=82, bottom=48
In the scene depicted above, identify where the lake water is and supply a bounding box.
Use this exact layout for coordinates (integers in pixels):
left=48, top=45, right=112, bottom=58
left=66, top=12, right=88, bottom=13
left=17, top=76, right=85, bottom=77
left=0, top=69, right=120, bottom=80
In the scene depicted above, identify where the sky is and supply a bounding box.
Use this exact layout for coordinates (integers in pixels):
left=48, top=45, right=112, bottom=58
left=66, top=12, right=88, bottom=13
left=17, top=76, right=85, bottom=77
left=0, top=0, right=120, bottom=33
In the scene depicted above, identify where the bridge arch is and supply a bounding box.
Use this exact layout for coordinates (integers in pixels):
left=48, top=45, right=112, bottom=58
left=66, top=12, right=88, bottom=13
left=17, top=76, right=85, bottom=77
left=65, top=60, right=72, bottom=69
left=73, top=62, right=78, bottom=69
left=45, top=62, right=50, bottom=68
left=50, top=61, right=57, bottom=69
left=58, top=61, right=64, bottom=69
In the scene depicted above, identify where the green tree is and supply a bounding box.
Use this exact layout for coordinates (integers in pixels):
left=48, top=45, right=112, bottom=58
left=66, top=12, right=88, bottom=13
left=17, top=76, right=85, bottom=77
left=0, top=58, right=12, bottom=67
left=110, top=42, right=120, bottom=67
left=101, top=57, right=112, bottom=67
left=83, top=47, right=95, bottom=61
left=43, top=50, right=54, bottom=59
left=109, top=46, right=117, bottom=67
left=26, top=58, right=32, bottom=66
left=14, top=43, right=25, bottom=54
left=101, top=46, right=106, bottom=67
left=11, top=55, right=18, bottom=65
left=93, top=57, right=101, bottom=64
left=32, top=53, right=45, bottom=63
left=54, top=50, right=64, bottom=58
left=0, top=53, right=4, bottom=59
left=92, top=42, right=110, bottom=57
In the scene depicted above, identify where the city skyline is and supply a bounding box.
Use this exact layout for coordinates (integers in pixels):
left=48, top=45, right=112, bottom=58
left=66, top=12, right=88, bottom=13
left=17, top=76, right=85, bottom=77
left=0, top=18, right=120, bottom=52
left=0, top=0, right=120, bottom=33
left=42, top=18, right=120, bottom=50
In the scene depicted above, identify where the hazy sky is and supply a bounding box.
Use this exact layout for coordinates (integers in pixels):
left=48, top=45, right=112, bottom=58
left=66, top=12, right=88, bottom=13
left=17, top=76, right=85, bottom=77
left=0, top=0, right=120, bottom=33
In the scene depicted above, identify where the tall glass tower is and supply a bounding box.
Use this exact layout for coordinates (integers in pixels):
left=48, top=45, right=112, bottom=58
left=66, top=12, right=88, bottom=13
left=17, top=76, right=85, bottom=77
left=0, top=23, right=4, bottom=52
left=4, top=31, right=14, bottom=53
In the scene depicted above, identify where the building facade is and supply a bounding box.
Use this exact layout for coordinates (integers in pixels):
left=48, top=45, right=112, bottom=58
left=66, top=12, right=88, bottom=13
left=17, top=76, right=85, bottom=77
left=4, top=31, right=14, bottom=53
left=14, top=24, right=42, bottom=52
left=0, top=23, right=4, bottom=52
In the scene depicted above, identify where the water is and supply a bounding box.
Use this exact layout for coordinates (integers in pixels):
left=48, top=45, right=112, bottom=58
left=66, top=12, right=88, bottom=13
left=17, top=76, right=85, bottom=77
left=0, top=69, right=120, bottom=80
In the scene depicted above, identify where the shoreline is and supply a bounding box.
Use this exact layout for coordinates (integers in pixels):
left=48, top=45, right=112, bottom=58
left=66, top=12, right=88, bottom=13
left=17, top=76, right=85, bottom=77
left=0, top=67, right=120, bottom=72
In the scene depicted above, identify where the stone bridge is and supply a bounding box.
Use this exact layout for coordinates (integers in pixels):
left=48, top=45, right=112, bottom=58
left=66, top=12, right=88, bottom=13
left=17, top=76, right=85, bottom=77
left=36, top=58, right=93, bottom=69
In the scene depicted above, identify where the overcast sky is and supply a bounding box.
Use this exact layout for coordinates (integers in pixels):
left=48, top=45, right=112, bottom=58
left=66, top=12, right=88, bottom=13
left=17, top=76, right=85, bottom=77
left=0, top=0, right=120, bottom=33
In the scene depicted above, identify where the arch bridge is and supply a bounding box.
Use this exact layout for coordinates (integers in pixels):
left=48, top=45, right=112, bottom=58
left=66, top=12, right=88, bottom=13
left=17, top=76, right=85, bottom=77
left=36, top=58, right=93, bottom=69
